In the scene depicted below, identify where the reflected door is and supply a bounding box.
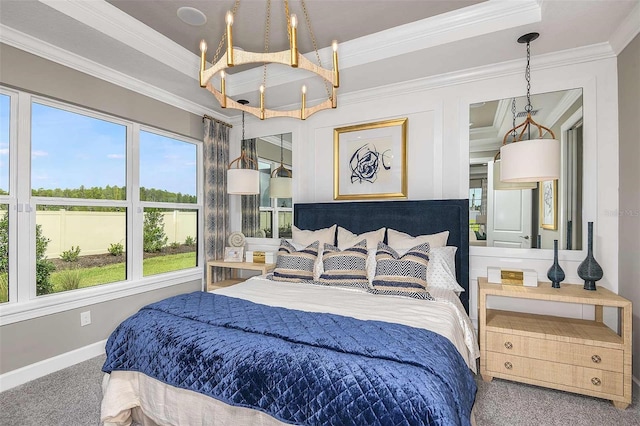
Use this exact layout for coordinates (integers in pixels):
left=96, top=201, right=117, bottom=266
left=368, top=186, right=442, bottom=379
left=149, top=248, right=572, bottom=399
left=486, top=163, right=532, bottom=248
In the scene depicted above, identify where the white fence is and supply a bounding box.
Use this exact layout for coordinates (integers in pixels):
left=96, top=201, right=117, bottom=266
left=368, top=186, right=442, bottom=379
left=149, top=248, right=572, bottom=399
left=37, top=210, right=197, bottom=258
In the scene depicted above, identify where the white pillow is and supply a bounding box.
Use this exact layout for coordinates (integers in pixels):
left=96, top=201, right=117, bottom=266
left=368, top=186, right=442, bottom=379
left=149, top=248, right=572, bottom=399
left=337, top=227, right=386, bottom=250
left=292, top=224, right=336, bottom=247
left=427, top=246, right=465, bottom=294
left=387, top=229, right=449, bottom=255
left=291, top=225, right=336, bottom=281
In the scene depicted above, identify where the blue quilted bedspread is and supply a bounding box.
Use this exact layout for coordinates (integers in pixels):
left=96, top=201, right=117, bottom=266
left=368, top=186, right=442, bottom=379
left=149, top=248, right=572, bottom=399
left=103, top=292, right=476, bottom=425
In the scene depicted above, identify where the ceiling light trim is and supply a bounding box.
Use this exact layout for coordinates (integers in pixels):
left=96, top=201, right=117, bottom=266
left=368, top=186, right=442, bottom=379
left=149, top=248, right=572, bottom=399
left=38, top=0, right=199, bottom=80
left=0, top=24, right=220, bottom=119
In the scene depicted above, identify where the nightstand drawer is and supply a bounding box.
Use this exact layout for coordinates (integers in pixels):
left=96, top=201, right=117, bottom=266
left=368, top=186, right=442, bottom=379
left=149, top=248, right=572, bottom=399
left=486, top=331, right=623, bottom=372
left=486, top=352, right=624, bottom=396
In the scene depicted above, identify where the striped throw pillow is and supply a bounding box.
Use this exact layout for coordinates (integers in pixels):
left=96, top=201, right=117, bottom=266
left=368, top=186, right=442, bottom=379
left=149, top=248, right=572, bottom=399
left=272, top=240, right=319, bottom=282
left=318, top=240, right=369, bottom=289
left=371, top=241, right=432, bottom=298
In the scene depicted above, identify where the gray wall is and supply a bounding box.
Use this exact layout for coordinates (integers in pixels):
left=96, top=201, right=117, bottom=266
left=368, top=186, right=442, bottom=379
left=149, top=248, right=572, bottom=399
left=0, top=281, right=201, bottom=374
left=617, top=34, right=640, bottom=379
left=0, top=44, right=203, bottom=141
left=0, top=44, right=204, bottom=374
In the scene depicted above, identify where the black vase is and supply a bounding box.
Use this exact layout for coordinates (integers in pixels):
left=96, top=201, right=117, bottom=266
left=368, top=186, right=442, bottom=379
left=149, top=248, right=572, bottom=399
left=547, top=239, right=565, bottom=288
left=577, top=222, right=603, bottom=291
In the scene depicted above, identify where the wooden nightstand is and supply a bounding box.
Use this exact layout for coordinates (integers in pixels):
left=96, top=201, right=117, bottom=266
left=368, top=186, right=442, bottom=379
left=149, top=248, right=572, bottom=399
left=478, top=277, right=632, bottom=409
left=206, top=260, right=275, bottom=291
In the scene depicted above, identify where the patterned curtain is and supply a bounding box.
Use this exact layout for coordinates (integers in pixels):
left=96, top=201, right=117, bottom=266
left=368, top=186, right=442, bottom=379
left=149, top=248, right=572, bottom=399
left=241, top=138, right=261, bottom=237
left=203, top=118, right=229, bottom=282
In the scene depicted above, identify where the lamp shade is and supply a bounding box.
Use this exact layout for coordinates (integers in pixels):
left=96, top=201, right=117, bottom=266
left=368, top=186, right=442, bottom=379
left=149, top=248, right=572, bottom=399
left=500, top=138, right=561, bottom=182
left=492, top=160, right=537, bottom=190
left=270, top=176, right=292, bottom=198
left=227, top=168, right=259, bottom=195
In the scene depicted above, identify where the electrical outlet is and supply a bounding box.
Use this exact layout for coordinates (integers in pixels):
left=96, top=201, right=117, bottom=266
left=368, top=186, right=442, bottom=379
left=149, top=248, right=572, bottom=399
left=80, top=311, right=91, bottom=327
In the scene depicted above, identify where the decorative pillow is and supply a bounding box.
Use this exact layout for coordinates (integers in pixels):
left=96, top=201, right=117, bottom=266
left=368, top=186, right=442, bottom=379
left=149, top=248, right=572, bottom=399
left=292, top=224, right=336, bottom=247
left=337, top=227, right=386, bottom=250
left=371, top=242, right=431, bottom=297
left=318, top=240, right=369, bottom=289
left=427, top=246, right=465, bottom=294
left=387, top=229, right=449, bottom=255
left=337, top=227, right=385, bottom=284
left=272, top=240, right=319, bottom=282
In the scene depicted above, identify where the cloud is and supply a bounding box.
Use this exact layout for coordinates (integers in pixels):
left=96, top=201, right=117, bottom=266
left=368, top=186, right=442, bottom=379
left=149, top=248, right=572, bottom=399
left=107, top=154, right=125, bottom=159
left=0, top=149, right=8, bottom=155
left=32, top=150, right=48, bottom=157
left=164, top=155, right=180, bottom=160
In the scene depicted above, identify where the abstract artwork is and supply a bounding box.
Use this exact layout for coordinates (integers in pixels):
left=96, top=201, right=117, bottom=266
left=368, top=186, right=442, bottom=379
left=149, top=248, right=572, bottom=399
left=540, top=179, right=557, bottom=230
left=333, top=118, right=407, bottom=200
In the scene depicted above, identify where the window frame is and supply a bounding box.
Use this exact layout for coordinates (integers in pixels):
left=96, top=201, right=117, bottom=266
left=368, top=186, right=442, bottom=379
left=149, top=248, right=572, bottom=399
left=0, top=89, right=204, bottom=325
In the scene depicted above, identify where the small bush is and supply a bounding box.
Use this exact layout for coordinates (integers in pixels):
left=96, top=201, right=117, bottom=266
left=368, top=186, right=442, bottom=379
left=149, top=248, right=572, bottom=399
left=170, top=241, right=180, bottom=249
left=185, top=236, right=195, bottom=246
left=143, top=210, right=168, bottom=253
left=108, top=242, right=124, bottom=256
left=60, top=246, right=81, bottom=262
left=58, top=268, right=82, bottom=291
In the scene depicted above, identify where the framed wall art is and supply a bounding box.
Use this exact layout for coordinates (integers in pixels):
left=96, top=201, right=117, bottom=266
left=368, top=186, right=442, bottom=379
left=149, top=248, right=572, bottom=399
left=540, top=179, right=557, bottom=230
left=223, top=246, right=244, bottom=262
left=333, top=118, right=408, bottom=200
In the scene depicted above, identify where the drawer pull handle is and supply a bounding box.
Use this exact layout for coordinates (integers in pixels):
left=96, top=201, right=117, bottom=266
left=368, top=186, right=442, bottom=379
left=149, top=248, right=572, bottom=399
left=591, top=355, right=601, bottom=363
left=591, top=377, right=601, bottom=386
left=504, top=361, right=513, bottom=370
left=504, top=341, right=513, bottom=350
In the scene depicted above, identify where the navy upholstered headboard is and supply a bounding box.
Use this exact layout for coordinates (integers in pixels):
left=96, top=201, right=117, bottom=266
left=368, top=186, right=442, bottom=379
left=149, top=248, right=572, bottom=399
left=294, top=199, right=470, bottom=313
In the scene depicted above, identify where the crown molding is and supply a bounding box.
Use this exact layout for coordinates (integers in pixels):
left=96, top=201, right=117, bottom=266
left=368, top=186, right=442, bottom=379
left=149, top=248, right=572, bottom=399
left=38, top=0, right=200, bottom=80
left=544, top=88, right=582, bottom=131
left=608, top=1, right=640, bottom=56
left=0, top=24, right=221, bottom=119
left=339, top=42, right=616, bottom=108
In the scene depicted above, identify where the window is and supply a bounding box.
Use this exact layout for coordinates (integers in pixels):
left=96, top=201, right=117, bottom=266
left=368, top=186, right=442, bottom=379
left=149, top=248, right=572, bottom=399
left=140, top=130, right=198, bottom=276
left=0, top=88, right=202, bottom=319
left=0, top=92, right=12, bottom=303
left=31, top=102, right=128, bottom=296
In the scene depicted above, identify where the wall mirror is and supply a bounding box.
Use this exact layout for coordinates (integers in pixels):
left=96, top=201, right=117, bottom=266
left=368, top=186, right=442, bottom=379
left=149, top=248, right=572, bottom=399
left=242, top=132, right=293, bottom=239
left=469, top=88, right=583, bottom=250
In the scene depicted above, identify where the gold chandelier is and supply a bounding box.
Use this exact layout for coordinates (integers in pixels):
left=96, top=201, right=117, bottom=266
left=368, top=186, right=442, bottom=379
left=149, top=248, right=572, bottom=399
left=199, top=0, right=339, bottom=120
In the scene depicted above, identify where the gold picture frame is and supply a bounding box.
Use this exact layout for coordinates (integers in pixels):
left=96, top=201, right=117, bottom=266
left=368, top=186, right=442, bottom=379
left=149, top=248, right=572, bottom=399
left=540, top=180, right=557, bottom=230
left=333, top=118, right=408, bottom=200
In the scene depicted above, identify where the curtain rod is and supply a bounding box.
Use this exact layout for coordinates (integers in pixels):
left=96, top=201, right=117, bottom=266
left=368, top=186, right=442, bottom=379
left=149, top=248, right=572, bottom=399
left=202, top=114, right=233, bottom=128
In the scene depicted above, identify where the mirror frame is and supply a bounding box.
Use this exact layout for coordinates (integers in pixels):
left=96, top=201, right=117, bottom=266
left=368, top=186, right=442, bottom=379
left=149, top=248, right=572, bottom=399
left=461, top=76, right=598, bottom=262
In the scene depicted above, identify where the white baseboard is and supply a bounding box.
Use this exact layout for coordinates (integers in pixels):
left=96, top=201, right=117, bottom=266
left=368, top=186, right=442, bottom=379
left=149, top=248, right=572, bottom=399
left=0, top=339, right=107, bottom=393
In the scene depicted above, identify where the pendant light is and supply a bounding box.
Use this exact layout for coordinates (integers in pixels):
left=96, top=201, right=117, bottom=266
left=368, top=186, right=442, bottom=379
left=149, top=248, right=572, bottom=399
left=227, top=100, right=260, bottom=195
left=500, top=33, right=561, bottom=183
left=493, top=97, right=537, bottom=190
left=269, top=134, right=292, bottom=198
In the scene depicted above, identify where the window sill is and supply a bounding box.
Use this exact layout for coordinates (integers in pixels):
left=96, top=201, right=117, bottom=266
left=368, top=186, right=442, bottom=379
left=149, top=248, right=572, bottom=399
left=0, top=268, right=203, bottom=326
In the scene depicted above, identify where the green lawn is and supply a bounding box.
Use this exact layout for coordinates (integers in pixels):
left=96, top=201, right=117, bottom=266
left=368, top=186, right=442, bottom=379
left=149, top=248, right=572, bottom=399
left=1, top=252, right=198, bottom=300
left=48, top=252, right=197, bottom=293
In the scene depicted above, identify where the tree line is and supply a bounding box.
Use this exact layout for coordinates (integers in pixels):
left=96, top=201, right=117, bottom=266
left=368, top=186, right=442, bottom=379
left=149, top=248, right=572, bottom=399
left=7, top=186, right=199, bottom=210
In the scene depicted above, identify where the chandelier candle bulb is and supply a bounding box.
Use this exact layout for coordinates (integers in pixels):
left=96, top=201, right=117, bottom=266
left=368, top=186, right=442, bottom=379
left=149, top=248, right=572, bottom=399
left=332, top=40, right=339, bottom=87
left=225, top=11, right=234, bottom=66
left=290, top=14, right=298, bottom=67
left=301, top=85, right=306, bottom=120
left=199, top=39, right=207, bottom=75
left=220, top=71, right=226, bottom=107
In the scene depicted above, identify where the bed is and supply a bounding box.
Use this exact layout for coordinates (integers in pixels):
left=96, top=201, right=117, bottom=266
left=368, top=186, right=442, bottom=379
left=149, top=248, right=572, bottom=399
left=101, top=199, right=479, bottom=426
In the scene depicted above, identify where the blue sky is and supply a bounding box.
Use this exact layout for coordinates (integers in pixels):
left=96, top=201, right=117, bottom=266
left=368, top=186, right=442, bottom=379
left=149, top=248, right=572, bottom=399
left=0, top=98, right=196, bottom=196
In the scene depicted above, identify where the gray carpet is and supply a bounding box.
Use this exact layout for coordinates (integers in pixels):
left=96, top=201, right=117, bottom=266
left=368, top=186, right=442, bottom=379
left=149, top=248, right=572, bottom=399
left=0, top=355, right=638, bottom=425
